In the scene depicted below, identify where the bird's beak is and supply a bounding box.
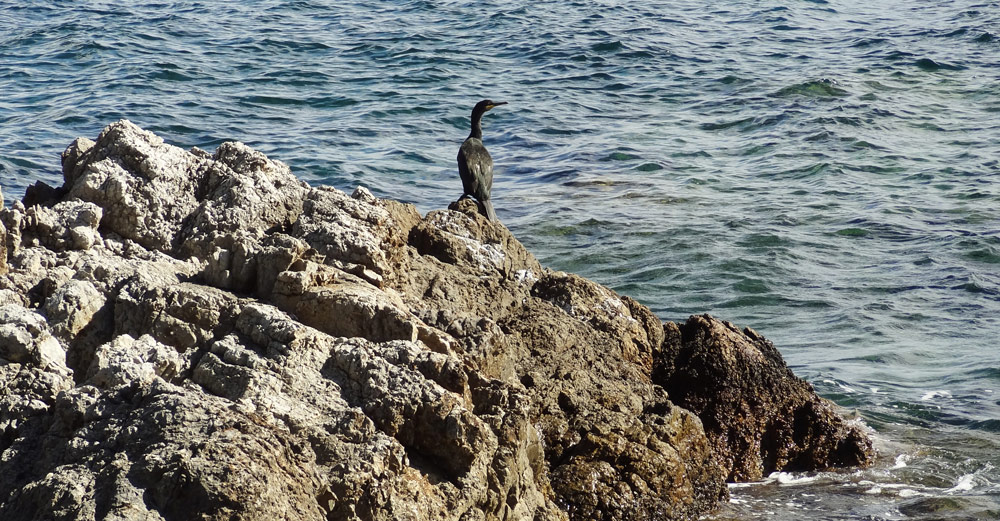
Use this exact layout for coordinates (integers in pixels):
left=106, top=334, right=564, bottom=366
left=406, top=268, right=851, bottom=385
left=487, top=101, right=508, bottom=110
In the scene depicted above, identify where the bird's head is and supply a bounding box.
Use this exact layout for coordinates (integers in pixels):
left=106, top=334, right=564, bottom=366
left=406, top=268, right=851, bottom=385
left=473, top=99, right=508, bottom=116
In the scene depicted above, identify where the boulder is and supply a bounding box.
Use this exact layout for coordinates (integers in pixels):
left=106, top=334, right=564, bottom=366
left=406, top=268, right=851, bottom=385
left=654, top=314, right=876, bottom=482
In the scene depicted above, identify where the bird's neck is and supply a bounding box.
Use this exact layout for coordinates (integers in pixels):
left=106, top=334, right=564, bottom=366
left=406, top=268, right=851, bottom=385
left=469, top=112, right=484, bottom=140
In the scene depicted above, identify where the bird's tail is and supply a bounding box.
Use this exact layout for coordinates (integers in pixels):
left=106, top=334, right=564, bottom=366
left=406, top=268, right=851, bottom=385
left=481, top=199, right=498, bottom=222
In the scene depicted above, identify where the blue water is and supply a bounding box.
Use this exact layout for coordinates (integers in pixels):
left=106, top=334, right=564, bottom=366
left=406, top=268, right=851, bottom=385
left=2, top=1, right=999, bottom=518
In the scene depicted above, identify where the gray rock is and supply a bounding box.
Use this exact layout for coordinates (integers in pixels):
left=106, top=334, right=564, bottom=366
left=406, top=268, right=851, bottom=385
left=0, top=304, right=69, bottom=376
left=43, top=279, right=105, bottom=339
left=20, top=200, right=102, bottom=251
left=63, top=120, right=209, bottom=252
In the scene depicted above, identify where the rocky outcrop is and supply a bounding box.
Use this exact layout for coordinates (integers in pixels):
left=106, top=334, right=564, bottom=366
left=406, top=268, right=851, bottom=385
left=655, top=315, right=875, bottom=482
left=0, top=121, right=874, bottom=521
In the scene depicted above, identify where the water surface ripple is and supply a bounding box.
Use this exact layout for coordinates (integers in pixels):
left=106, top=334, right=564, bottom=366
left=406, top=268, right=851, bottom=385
left=2, top=1, right=999, bottom=518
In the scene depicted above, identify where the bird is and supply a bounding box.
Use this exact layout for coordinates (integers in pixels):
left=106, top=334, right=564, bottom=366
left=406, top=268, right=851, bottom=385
left=458, top=99, right=507, bottom=221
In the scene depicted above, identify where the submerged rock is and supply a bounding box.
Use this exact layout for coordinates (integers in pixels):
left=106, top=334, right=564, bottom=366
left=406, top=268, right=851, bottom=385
left=0, top=120, right=874, bottom=520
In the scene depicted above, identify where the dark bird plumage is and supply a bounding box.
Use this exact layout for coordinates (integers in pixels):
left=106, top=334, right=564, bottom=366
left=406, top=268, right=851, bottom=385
left=458, top=99, right=507, bottom=221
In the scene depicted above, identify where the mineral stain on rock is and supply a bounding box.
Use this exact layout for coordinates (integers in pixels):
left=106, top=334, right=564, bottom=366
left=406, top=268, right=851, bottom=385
left=0, top=121, right=874, bottom=520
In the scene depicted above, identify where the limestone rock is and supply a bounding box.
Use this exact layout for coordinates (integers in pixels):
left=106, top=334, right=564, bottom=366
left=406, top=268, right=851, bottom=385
left=0, top=121, right=874, bottom=521
left=20, top=200, right=102, bottom=251
left=0, top=304, right=69, bottom=376
left=63, top=120, right=209, bottom=252
left=293, top=186, right=409, bottom=284
left=43, top=279, right=105, bottom=340
left=85, top=334, right=184, bottom=389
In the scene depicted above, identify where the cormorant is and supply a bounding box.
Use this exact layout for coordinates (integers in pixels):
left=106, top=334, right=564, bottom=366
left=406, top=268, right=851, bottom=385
left=458, top=99, right=507, bottom=221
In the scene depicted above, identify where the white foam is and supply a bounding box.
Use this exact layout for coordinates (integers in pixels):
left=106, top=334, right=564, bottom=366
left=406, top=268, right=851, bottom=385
left=768, top=472, right=820, bottom=486
left=920, top=389, right=951, bottom=401
left=945, top=473, right=976, bottom=493
left=892, top=454, right=909, bottom=469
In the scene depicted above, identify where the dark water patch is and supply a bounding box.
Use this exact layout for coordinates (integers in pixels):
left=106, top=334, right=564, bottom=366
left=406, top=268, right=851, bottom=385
left=635, top=162, right=663, bottom=172
left=739, top=143, right=776, bottom=156
left=962, top=248, right=1000, bottom=265
left=969, top=420, right=1000, bottom=433
left=835, top=227, right=870, bottom=237
left=804, top=131, right=832, bottom=142
left=733, top=278, right=770, bottom=294
left=853, top=163, right=905, bottom=174
left=602, top=82, right=631, bottom=92
left=975, top=32, right=996, bottom=43
left=898, top=497, right=977, bottom=517
left=851, top=37, right=888, bottom=48
left=535, top=169, right=579, bottom=183
left=603, top=151, right=641, bottom=164
left=716, top=294, right=785, bottom=309
left=619, top=49, right=656, bottom=60
left=915, top=58, right=966, bottom=71
left=538, top=126, right=586, bottom=136
left=772, top=79, right=849, bottom=98
left=967, top=367, right=1000, bottom=382
left=149, top=68, right=196, bottom=82
left=672, top=150, right=711, bottom=158
left=239, top=95, right=309, bottom=107
left=563, top=178, right=638, bottom=188
left=700, top=117, right=754, bottom=131
left=54, top=115, right=89, bottom=125
left=771, top=162, right=834, bottom=179
left=717, top=75, right=751, bottom=85
left=591, top=41, right=623, bottom=53
left=737, top=233, right=791, bottom=249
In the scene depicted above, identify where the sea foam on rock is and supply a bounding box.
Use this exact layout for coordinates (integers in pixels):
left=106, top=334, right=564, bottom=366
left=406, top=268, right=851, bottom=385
left=0, top=120, right=874, bottom=520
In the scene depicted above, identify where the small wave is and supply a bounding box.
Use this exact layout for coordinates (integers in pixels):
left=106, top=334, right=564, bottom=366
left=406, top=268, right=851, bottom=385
left=835, top=227, right=869, bottom=237
left=634, top=162, right=663, bottom=172
left=771, top=79, right=849, bottom=98
left=716, top=75, right=751, bottom=85
left=963, top=247, right=1000, bottom=265
left=590, top=40, right=623, bottom=53
left=700, top=117, right=754, bottom=131
left=239, top=95, right=308, bottom=107
left=969, top=419, right=1000, bottom=433
left=851, top=37, right=888, bottom=48
left=601, top=151, right=640, bottom=162
left=914, top=58, right=966, bottom=71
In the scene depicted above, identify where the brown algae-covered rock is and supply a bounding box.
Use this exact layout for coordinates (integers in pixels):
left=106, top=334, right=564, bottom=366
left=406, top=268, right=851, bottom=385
left=655, top=314, right=876, bottom=482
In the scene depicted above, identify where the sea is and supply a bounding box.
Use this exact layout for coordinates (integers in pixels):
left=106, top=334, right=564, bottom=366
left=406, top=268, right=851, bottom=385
left=1, top=1, right=998, bottom=519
